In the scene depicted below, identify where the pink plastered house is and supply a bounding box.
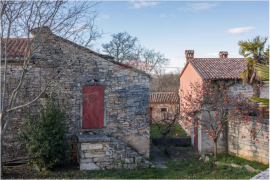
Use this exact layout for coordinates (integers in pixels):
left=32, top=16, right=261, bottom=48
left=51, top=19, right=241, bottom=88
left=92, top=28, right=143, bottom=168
left=180, top=50, right=251, bottom=153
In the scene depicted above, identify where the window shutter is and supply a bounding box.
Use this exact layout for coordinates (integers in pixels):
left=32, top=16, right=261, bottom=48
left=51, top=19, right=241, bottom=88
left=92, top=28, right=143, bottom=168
left=82, top=86, right=104, bottom=129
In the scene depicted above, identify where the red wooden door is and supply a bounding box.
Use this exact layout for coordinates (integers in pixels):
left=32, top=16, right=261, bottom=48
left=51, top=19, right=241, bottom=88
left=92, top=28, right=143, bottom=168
left=194, top=121, right=198, bottom=152
left=83, top=86, right=104, bottom=129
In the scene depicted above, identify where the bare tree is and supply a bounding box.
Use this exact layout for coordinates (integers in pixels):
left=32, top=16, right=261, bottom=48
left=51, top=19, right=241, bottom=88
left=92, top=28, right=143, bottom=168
left=0, top=0, right=102, bottom=175
left=150, top=72, right=180, bottom=92
left=102, top=32, right=138, bottom=63
left=102, top=32, right=169, bottom=73
left=150, top=103, right=180, bottom=138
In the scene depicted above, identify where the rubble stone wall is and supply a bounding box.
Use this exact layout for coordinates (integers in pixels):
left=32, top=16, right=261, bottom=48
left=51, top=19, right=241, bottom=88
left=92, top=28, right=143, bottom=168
left=1, top=34, right=150, bottom=160
left=228, top=82, right=269, bottom=99
left=77, top=135, right=149, bottom=170
left=228, top=112, right=269, bottom=165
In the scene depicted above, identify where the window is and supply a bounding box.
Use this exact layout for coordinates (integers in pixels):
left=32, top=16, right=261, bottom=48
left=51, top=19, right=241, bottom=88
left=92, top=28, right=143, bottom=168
left=82, top=86, right=104, bottom=129
left=161, top=108, right=167, bottom=112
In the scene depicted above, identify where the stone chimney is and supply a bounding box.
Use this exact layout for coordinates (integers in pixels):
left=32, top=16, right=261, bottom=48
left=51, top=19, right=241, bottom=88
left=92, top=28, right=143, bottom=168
left=219, top=51, right=228, bottom=58
left=185, top=50, right=194, bottom=62
left=30, top=26, right=52, bottom=37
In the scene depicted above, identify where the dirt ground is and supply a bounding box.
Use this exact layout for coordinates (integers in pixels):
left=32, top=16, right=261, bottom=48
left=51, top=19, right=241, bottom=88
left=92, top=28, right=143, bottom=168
left=3, top=163, right=83, bottom=179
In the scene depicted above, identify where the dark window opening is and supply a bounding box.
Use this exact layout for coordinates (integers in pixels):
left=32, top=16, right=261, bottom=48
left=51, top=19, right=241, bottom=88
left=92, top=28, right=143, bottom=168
left=161, top=108, right=167, bottom=112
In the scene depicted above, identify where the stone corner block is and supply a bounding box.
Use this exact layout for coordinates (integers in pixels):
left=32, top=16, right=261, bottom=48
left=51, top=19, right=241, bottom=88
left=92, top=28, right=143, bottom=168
left=80, top=162, right=100, bottom=170
left=231, top=163, right=242, bottom=168
left=245, top=165, right=257, bottom=173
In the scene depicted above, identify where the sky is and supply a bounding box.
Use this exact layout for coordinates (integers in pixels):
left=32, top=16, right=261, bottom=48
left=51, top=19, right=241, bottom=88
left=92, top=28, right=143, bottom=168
left=92, top=0, right=269, bottom=72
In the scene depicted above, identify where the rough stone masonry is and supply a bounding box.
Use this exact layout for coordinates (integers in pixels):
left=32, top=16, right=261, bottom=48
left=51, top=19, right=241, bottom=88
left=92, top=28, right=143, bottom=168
left=1, top=27, right=151, bottom=169
left=76, top=134, right=150, bottom=170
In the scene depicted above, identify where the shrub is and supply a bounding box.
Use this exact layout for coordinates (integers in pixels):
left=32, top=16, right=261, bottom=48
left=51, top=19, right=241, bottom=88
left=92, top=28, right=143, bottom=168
left=19, top=93, right=70, bottom=170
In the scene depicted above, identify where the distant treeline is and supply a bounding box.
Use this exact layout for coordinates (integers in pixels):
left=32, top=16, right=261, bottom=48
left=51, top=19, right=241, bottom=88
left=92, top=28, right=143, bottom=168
left=150, top=74, right=180, bottom=92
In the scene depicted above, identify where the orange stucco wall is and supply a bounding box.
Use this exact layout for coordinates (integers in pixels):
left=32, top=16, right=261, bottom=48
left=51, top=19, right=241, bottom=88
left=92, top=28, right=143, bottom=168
left=180, top=63, right=202, bottom=93
left=179, top=63, right=202, bottom=134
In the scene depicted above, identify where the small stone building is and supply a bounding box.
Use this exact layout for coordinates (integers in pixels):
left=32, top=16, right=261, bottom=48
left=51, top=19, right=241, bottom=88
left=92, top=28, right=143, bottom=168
left=179, top=50, right=269, bottom=163
left=149, top=92, right=179, bottom=124
left=1, top=27, right=151, bottom=170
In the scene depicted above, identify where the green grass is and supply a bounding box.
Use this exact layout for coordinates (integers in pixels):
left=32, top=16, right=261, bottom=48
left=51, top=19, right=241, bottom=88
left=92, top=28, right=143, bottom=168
left=81, top=159, right=259, bottom=179
left=150, top=123, right=188, bottom=138
left=5, top=155, right=266, bottom=179
left=213, top=153, right=269, bottom=171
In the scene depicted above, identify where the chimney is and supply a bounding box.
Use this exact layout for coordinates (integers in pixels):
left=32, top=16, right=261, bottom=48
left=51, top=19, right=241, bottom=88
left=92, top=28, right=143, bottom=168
left=30, top=26, right=52, bottom=37
left=185, top=50, right=194, bottom=62
left=219, top=51, right=228, bottom=58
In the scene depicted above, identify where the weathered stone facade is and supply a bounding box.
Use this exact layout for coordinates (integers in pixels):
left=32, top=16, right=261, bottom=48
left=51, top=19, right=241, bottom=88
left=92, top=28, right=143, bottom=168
left=77, top=134, right=150, bottom=170
left=228, top=110, right=269, bottom=165
left=228, top=82, right=269, bottom=99
left=1, top=28, right=150, bottom=167
left=149, top=103, right=179, bottom=124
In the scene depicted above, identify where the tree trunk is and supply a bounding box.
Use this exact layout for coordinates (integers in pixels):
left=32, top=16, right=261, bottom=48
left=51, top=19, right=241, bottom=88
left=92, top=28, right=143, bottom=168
left=252, top=83, right=260, bottom=98
left=252, top=82, right=260, bottom=108
left=213, top=140, right=217, bottom=159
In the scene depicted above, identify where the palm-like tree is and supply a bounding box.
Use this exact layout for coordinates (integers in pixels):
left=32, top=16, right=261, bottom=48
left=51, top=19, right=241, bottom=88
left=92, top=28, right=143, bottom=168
left=249, top=63, right=269, bottom=108
left=238, top=36, right=268, bottom=59
left=238, top=36, right=268, bottom=98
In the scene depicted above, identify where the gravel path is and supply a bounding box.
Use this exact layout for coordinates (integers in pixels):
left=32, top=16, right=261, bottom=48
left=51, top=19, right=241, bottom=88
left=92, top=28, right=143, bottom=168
left=150, top=146, right=170, bottom=168
left=250, top=168, right=269, bottom=180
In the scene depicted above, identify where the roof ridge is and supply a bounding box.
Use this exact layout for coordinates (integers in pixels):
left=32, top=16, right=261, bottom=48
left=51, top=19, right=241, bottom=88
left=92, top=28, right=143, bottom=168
left=187, top=58, right=246, bottom=80
left=2, top=38, right=33, bottom=40
left=1, top=36, right=151, bottom=77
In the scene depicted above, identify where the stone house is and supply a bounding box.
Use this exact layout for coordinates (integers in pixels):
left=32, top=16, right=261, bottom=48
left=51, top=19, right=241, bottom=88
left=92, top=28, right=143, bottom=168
left=1, top=27, right=151, bottom=170
left=179, top=50, right=269, bottom=163
left=149, top=92, right=179, bottom=124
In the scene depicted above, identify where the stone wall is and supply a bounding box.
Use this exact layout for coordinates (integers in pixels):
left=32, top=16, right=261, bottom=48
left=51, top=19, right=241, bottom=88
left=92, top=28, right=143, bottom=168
left=150, top=103, right=178, bottom=124
left=68, top=135, right=78, bottom=163
left=197, top=111, right=227, bottom=155
left=1, top=33, right=150, bottom=160
left=77, top=134, right=150, bottom=170
left=228, top=111, right=269, bottom=165
left=228, top=82, right=269, bottom=99
left=260, top=84, right=269, bottom=99
left=228, top=83, right=253, bottom=98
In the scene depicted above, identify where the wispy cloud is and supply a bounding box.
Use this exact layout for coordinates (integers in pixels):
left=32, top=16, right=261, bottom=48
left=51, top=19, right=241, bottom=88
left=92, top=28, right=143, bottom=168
left=96, top=15, right=110, bottom=21
left=178, top=3, right=218, bottom=11
left=130, top=0, right=160, bottom=9
left=226, top=27, right=257, bottom=34
left=160, top=14, right=166, bottom=18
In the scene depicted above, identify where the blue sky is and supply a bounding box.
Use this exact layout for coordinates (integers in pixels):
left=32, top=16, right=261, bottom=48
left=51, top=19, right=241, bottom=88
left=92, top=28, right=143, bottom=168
left=92, top=1, right=269, bottom=71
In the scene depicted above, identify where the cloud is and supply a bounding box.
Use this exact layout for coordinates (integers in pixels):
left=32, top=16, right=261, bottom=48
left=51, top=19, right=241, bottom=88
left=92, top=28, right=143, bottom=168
left=226, top=27, right=257, bottom=34
left=160, top=14, right=166, bottom=18
left=178, top=3, right=218, bottom=11
left=130, top=0, right=160, bottom=9
left=96, top=15, right=110, bottom=21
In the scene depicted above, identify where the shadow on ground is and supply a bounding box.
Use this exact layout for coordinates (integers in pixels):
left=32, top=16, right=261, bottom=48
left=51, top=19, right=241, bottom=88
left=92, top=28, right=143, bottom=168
left=150, top=146, right=198, bottom=169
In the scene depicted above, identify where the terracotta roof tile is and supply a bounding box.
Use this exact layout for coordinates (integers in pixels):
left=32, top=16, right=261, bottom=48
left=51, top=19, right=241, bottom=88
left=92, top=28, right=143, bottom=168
left=189, top=58, right=246, bottom=80
left=150, top=92, right=179, bottom=103
left=1, top=38, right=32, bottom=58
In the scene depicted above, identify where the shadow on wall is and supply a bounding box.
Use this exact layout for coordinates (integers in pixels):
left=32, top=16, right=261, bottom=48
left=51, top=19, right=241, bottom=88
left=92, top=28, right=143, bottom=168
left=107, top=79, right=150, bottom=158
